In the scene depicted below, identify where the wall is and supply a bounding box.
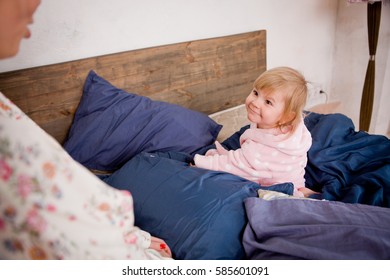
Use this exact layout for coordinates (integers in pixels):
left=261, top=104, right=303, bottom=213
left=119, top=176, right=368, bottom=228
left=331, top=0, right=390, bottom=136
left=0, top=0, right=338, bottom=94
left=6, top=0, right=389, bottom=135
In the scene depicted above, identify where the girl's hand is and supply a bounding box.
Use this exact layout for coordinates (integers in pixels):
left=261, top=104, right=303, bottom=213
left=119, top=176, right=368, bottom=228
left=298, top=187, right=320, bottom=198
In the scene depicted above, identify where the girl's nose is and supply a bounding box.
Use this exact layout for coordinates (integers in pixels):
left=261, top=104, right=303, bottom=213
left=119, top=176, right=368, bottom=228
left=251, top=99, right=261, bottom=109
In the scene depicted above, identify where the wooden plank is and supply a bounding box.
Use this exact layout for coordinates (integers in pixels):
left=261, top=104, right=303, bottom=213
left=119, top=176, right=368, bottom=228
left=0, top=30, right=266, bottom=144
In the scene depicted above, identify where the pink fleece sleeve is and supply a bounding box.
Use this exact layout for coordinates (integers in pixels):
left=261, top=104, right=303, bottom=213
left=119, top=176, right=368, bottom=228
left=194, top=147, right=254, bottom=181
left=193, top=153, right=230, bottom=171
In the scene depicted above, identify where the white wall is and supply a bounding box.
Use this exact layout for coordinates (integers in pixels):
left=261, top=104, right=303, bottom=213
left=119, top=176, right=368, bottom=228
left=6, top=0, right=389, bottom=135
left=0, top=0, right=338, bottom=93
left=331, top=0, right=390, bottom=136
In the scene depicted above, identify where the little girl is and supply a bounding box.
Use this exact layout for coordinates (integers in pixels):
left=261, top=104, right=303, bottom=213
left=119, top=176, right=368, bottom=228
left=194, top=67, right=315, bottom=197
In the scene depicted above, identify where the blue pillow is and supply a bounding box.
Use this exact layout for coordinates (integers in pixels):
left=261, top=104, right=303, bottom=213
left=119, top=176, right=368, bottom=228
left=102, top=152, right=261, bottom=260
left=64, top=71, right=222, bottom=171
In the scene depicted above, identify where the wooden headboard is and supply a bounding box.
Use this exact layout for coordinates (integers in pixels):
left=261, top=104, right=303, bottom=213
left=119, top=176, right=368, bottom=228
left=0, top=30, right=266, bottom=144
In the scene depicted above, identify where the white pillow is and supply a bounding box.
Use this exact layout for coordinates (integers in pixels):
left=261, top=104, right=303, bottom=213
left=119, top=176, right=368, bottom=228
left=0, top=92, right=165, bottom=259
left=209, top=104, right=248, bottom=142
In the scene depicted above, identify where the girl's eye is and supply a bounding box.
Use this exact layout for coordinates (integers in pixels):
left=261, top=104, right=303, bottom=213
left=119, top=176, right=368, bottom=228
left=265, top=100, right=273, bottom=106
left=253, top=90, right=258, bottom=96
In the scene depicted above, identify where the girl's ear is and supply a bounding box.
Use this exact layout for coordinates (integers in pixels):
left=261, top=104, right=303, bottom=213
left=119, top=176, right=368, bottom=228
left=282, top=111, right=296, bottom=125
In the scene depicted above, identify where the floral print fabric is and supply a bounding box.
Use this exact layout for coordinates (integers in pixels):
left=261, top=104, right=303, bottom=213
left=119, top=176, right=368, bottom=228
left=0, top=92, right=163, bottom=259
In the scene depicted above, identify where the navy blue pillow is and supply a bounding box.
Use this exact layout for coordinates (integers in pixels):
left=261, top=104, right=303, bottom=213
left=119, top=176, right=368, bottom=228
left=64, top=71, right=222, bottom=171
left=102, top=152, right=261, bottom=260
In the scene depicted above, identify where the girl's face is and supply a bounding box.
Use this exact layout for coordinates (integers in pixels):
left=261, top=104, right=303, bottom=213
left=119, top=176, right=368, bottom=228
left=0, top=0, right=41, bottom=59
left=245, top=87, right=287, bottom=129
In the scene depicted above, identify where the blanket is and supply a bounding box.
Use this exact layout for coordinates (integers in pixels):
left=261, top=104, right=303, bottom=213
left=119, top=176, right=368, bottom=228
left=211, top=112, right=390, bottom=207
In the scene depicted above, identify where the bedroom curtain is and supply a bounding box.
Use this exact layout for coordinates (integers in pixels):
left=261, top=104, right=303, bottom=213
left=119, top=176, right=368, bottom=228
left=359, top=1, right=382, bottom=131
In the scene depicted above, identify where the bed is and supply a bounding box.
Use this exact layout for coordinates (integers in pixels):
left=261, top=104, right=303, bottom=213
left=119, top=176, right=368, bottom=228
left=1, top=30, right=389, bottom=260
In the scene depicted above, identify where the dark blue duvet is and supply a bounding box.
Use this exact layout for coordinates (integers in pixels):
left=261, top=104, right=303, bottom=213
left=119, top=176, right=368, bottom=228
left=304, top=112, right=390, bottom=207
left=102, top=112, right=390, bottom=259
left=215, top=112, right=390, bottom=207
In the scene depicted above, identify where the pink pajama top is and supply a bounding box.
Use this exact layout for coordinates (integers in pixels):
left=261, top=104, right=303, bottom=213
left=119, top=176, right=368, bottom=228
left=194, top=120, right=312, bottom=194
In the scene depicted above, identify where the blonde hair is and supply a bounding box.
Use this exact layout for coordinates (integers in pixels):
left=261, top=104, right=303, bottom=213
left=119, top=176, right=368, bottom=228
left=253, top=66, right=307, bottom=132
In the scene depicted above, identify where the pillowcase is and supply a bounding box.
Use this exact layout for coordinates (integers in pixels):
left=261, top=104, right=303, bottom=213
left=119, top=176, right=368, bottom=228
left=64, top=71, right=222, bottom=171
left=0, top=92, right=162, bottom=260
left=102, top=151, right=267, bottom=260
left=243, top=197, right=390, bottom=260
